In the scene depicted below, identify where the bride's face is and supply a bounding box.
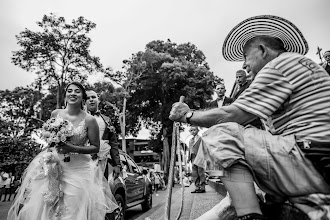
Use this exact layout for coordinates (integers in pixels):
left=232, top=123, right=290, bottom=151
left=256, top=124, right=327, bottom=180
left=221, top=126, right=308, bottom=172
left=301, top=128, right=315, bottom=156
left=65, top=84, right=83, bottom=106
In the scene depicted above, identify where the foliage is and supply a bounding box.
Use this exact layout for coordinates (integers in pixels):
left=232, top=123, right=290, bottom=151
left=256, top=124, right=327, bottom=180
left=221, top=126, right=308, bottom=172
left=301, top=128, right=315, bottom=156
left=116, top=39, right=217, bottom=176
left=12, top=13, right=103, bottom=108
left=126, top=40, right=216, bottom=130
left=0, top=87, right=44, bottom=173
left=40, top=91, right=58, bottom=121
left=0, top=135, right=42, bottom=176
left=0, top=87, right=44, bottom=135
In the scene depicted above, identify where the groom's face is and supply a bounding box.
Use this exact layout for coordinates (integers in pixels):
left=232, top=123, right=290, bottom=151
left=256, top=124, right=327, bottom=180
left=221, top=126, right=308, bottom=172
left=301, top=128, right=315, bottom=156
left=86, top=91, right=99, bottom=112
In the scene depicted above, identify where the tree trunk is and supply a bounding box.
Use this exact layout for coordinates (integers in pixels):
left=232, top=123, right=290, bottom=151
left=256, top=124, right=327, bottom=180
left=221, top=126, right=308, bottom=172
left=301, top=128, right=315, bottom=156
left=121, top=97, right=127, bottom=152
left=38, top=80, right=43, bottom=119
left=162, top=127, right=170, bottom=182
left=56, top=82, right=61, bottom=109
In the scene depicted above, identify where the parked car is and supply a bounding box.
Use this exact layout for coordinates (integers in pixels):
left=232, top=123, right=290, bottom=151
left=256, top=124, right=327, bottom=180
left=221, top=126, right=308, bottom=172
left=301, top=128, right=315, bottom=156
left=105, top=150, right=153, bottom=220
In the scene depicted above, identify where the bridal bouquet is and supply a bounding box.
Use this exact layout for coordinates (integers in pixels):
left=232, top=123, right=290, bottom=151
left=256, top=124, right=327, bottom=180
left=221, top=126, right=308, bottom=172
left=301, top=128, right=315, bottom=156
left=41, top=115, right=74, bottom=162
left=41, top=115, right=74, bottom=145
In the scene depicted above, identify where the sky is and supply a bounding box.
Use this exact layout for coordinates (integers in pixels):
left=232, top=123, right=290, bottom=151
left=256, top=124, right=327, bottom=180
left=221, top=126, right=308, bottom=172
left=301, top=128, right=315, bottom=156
left=1, top=0, right=330, bottom=141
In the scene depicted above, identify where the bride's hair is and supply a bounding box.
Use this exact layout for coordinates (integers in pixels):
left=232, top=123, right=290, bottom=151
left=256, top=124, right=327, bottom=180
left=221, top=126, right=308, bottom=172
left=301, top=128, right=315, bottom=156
left=64, top=81, right=87, bottom=110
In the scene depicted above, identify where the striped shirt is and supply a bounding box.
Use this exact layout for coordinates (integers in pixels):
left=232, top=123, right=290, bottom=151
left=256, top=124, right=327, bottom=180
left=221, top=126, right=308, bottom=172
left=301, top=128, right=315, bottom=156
left=233, top=52, right=330, bottom=141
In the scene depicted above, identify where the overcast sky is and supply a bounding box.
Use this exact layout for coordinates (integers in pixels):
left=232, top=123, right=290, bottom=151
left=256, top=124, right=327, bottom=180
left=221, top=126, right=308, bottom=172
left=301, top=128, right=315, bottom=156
left=1, top=0, right=329, bottom=92
left=1, top=0, right=329, bottom=139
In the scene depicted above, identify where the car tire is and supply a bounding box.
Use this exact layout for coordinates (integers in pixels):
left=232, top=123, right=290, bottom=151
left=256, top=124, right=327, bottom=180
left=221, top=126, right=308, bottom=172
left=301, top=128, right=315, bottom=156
left=141, top=188, right=152, bottom=212
left=106, top=194, right=125, bottom=220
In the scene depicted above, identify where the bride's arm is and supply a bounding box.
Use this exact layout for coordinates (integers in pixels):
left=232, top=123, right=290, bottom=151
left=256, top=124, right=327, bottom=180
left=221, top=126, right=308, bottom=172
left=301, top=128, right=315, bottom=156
left=59, top=116, right=100, bottom=154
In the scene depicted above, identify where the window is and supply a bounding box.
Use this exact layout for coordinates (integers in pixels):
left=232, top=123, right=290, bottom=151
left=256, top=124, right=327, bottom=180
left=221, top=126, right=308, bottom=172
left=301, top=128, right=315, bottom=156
left=126, top=156, right=140, bottom=174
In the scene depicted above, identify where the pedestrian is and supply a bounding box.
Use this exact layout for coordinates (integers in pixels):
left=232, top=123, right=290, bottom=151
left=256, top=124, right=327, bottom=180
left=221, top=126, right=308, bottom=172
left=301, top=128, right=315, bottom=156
left=13, top=176, right=22, bottom=200
left=232, top=70, right=251, bottom=100
left=8, top=81, right=118, bottom=220
left=86, top=90, right=121, bottom=179
left=0, top=169, right=9, bottom=202
left=3, top=171, right=13, bottom=202
left=170, top=15, right=330, bottom=220
left=154, top=172, right=160, bottom=193
left=182, top=170, right=190, bottom=187
left=188, top=126, right=206, bottom=193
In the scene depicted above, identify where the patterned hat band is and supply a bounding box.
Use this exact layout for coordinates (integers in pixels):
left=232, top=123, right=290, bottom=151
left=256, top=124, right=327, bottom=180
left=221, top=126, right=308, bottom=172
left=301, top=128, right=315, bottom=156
left=222, top=15, right=309, bottom=62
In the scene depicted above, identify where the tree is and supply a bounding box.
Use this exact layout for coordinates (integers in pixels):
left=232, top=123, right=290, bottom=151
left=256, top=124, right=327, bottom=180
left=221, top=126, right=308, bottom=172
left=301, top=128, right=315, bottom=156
left=120, top=40, right=216, bottom=178
left=12, top=13, right=103, bottom=108
left=106, top=57, right=147, bottom=152
left=0, top=87, right=43, bottom=171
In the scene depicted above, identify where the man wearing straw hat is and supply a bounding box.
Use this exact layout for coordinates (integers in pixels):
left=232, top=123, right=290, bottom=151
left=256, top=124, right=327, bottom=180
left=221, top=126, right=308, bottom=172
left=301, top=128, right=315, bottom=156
left=169, top=15, right=330, bottom=220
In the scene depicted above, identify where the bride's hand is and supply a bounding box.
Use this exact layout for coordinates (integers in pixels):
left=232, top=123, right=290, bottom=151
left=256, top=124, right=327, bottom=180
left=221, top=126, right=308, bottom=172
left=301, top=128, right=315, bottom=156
left=56, top=142, right=74, bottom=154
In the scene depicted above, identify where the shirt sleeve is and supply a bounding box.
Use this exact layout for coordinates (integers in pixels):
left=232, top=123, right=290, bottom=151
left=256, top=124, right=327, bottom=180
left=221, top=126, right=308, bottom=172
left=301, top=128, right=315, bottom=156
left=233, top=67, right=293, bottom=120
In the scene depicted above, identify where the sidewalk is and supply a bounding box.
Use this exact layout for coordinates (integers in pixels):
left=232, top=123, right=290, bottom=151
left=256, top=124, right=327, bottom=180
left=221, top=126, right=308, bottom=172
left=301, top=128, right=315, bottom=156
left=137, top=181, right=226, bottom=220
left=0, top=200, right=12, bottom=220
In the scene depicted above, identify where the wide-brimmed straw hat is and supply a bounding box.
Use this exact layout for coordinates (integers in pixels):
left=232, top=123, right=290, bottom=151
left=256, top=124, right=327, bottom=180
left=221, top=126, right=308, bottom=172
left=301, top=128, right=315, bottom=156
left=222, top=15, right=309, bottom=61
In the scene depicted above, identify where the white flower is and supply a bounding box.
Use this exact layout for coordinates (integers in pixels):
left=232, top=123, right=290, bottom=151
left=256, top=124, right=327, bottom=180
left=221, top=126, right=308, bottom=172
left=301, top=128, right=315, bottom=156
left=43, top=152, right=53, bottom=162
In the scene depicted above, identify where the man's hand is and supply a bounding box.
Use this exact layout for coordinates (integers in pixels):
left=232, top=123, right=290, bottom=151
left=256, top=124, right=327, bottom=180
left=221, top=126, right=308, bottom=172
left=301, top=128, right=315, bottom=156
left=113, top=166, right=121, bottom=179
left=169, top=102, right=190, bottom=122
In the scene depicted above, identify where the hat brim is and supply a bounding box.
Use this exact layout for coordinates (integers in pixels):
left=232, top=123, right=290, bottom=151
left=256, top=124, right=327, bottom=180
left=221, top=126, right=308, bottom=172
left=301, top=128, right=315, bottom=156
left=222, top=15, right=309, bottom=62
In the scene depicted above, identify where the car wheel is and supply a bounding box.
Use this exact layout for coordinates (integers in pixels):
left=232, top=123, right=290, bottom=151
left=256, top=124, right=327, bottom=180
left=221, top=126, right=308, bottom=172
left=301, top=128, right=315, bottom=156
left=106, top=194, right=125, bottom=220
left=141, top=188, right=152, bottom=212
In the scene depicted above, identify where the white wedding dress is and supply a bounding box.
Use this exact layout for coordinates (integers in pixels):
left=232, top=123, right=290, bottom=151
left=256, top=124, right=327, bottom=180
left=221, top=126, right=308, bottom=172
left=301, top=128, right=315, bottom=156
left=7, top=117, right=118, bottom=220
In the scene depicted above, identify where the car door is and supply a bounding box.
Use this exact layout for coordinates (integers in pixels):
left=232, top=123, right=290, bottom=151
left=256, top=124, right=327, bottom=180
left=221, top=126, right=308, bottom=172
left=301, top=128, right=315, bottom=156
left=124, top=154, right=145, bottom=203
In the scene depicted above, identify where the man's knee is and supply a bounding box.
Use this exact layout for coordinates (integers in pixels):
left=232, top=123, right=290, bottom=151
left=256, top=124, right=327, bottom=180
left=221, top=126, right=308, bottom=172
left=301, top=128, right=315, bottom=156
left=221, top=164, right=254, bottom=183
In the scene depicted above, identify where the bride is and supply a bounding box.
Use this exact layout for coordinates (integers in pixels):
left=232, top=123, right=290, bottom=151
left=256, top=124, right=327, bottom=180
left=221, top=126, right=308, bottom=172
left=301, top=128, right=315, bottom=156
left=7, top=81, right=118, bottom=220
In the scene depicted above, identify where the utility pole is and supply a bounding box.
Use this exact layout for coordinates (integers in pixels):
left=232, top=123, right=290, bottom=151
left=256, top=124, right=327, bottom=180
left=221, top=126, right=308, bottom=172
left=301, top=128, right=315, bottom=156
left=38, top=78, right=42, bottom=119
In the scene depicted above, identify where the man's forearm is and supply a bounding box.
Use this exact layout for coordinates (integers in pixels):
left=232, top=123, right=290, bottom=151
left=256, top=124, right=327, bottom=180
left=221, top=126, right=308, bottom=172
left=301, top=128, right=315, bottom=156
left=188, top=105, right=256, bottom=128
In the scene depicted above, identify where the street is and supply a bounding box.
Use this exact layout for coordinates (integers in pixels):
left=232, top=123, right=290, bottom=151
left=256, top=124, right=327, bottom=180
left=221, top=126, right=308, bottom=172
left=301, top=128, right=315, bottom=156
left=126, top=184, right=180, bottom=220
left=0, top=183, right=223, bottom=220
left=0, top=185, right=181, bottom=220
left=0, top=196, right=11, bottom=220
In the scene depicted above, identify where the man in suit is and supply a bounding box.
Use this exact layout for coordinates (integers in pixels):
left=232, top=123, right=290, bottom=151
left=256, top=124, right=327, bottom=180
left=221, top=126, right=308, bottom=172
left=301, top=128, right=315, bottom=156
left=233, top=70, right=251, bottom=100
left=86, top=90, right=121, bottom=179
left=206, top=83, right=233, bottom=109
left=188, top=126, right=206, bottom=193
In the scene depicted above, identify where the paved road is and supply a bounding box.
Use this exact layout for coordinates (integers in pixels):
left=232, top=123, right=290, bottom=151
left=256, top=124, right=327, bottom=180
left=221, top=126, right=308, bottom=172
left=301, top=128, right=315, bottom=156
left=0, top=194, right=12, bottom=220
left=126, top=184, right=181, bottom=220
left=1, top=183, right=222, bottom=220
left=0, top=186, right=181, bottom=220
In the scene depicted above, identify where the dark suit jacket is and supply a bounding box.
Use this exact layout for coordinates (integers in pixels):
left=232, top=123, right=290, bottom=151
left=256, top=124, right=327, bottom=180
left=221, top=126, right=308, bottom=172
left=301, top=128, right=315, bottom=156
left=205, top=96, right=233, bottom=109
left=233, top=80, right=251, bottom=100
left=99, top=114, right=120, bottom=166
